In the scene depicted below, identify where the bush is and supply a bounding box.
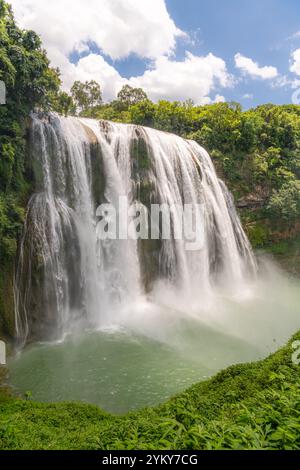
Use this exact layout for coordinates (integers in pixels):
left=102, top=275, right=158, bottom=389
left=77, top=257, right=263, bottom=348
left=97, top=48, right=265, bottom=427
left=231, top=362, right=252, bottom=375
left=247, top=222, right=269, bottom=248
left=267, top=180, right=300, bottom=222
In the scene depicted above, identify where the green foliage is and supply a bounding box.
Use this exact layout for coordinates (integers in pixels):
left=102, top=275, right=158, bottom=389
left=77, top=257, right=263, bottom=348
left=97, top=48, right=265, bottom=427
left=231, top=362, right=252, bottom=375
left=246, top=222, right=269, bottom=248
left=116, top=85, right=148, bottom=109
left=0, top=142, right=14, bottom=189
left=71, top=80, right=102, bottom=115
left=0, top=194, right=24, bottom=264
left=267, top=180, right=300, bottom=222
left=0, top=4, right=61, bottom=111
left=52, top=91, right=75, bottom=117
left=1, top=332, right=300, bottom=450
left=130, top=99, right=156, bottom=127
left=131, top=134, right=151, bottom=170
left=93, top=103, right=132, bottom=123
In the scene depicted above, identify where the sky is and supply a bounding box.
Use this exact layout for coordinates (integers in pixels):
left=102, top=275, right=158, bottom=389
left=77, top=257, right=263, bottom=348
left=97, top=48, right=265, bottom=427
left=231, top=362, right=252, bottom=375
left=8, top=0, right=300, bottom=107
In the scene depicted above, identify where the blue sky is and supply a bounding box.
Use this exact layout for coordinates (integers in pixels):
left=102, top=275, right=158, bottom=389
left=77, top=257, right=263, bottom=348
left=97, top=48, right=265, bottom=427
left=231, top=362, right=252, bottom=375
left=9, top=0, right=300, bottom=107
left=166, top=0, right=300, bottom=106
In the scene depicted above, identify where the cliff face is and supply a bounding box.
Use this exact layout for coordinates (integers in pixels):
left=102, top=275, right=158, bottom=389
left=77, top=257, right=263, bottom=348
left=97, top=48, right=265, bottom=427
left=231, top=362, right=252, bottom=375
left=0, top=266, right=15, bottom=342
left=0, top=119, right=31, bottom=345
left=211, top=155, right=300, bottom=247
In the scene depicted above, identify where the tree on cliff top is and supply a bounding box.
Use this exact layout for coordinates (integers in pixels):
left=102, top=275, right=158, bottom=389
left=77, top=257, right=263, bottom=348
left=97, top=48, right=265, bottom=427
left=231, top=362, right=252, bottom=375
left=117, top=85, right=148, bottom=108
left=71, top=80, right=102, bottom=115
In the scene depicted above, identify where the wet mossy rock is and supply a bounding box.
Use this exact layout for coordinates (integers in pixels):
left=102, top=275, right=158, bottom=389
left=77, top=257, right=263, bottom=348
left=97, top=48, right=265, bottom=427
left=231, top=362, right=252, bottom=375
left=130, top=129, right=163, bottom=288
left=0, top=266, right=15, bottom=341
left=82, top=124, right=106, bottom=208
left=137, top=178, right=157, bottom=208
left=89, top=141, right=106, bottom=208
left=131, top=128, right=152, bottom=171
left=131, top=128, right=157, bottom=207
left=139, top=238, right=161, bottom=292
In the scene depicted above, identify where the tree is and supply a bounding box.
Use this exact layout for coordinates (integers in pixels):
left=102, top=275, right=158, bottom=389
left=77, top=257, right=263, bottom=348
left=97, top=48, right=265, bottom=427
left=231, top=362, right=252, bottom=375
left=130, top=99, right=156, bottom=127
left=53, top=91, right=75, bottom=116
left=117, top=85, right=148, bottom=108
left=71, top=80, right=102, bottom=114
left=267, top=180, right=300, bottom=222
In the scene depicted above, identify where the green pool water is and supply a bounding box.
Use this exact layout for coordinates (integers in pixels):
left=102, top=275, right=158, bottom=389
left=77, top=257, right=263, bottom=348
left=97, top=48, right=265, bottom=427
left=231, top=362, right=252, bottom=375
left=8, top=327, right=258, bottom=414
left=9, top=266, right=300, bottom=414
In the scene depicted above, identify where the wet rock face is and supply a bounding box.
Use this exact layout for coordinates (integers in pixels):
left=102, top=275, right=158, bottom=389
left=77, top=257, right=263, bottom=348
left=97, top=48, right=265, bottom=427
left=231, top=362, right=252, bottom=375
left=15, top=194, right=84, bottom=343
left=14, top=115, right=93, bottom=343
left=130, top=128, right=163, bottom=290
left=0, top=266, right=15, bottom=342
left=131, top=129, right=152, bottom=171
left=89, top=142, right=105, bottom=209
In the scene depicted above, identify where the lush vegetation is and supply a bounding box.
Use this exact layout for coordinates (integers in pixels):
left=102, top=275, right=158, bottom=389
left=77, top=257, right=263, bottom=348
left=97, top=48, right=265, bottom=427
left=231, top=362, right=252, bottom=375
left=1, top=332, right=300, bottom=450
left=0, top=0, right=61, bottom=337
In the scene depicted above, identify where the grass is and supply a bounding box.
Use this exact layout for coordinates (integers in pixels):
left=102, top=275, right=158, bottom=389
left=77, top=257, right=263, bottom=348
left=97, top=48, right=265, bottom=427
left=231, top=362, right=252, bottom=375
left=0, top=332, right=300, bottom=450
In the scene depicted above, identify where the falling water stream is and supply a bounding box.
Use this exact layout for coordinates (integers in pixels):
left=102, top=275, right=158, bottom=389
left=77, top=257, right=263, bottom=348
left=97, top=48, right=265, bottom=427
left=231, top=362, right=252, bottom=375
left=9, top=114, right=300, bottom=414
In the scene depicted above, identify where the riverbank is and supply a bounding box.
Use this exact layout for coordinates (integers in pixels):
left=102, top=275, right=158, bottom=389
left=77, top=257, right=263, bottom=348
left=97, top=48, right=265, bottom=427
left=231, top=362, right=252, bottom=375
left=0, top=331, right=299, bottom=450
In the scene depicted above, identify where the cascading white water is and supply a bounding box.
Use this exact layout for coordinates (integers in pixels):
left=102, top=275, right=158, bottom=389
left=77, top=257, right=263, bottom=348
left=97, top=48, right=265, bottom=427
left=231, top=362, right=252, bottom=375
left=15, top=113, right=256, bottom=344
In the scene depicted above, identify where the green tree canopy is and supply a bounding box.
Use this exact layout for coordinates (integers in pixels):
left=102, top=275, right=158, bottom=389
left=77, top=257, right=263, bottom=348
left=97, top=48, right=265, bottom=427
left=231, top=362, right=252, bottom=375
left=53, top=91, right=75, bottom=117
left=267, top=180, right=300, bottom=222
left=71, top=80, right=102, bottom=114
left=117, top=85, right=148, bottom=108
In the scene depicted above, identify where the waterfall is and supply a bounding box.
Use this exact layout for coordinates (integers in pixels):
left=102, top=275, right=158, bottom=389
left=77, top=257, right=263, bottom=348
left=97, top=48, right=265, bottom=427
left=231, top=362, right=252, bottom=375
left=14, top=113, right=257, bottom=344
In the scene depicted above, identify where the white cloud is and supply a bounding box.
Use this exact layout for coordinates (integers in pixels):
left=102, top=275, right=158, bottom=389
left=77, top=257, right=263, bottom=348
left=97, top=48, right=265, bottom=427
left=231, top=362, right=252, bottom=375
left=272, top=75, right=290, bottom=88
left=213, top=94, right=226, bottom=103
left=8, top=0, right=232, bottom=104
left=129, top=52, right=232, bottom=104
left=234, top=53, right=278, bottom=79
left=33, top=47, right=232, bottom=104
left=290, top=49, right=300, bottom=76
left=242, top=93, right=253, bottom=99
left=292, top=31, right=300, bottom=39
left=271, top=75, right=300, bottom=89
left=53, top=52, right=126, bottom=101
left=9, top=0, right=185, bottom=60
